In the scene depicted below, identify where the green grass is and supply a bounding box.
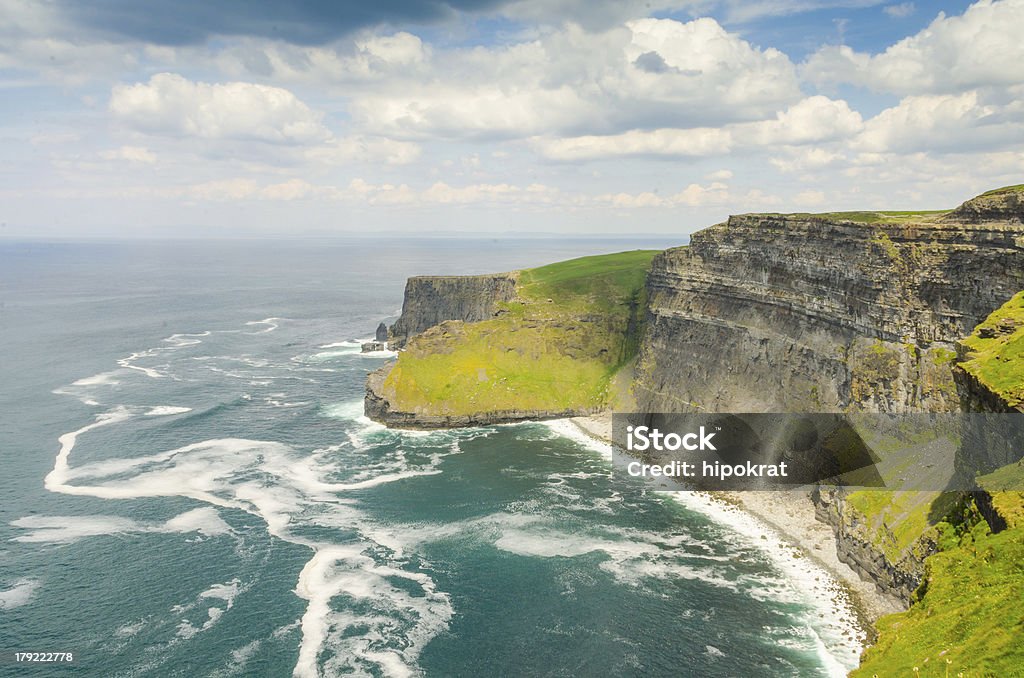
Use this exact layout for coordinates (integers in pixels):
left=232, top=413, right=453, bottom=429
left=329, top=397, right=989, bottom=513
left=383, top=250, right=660, bottom=416
left=846, top=490, right=948, bottom=562
left=853, top=520, right=1024, bottom=677
left=959, top=291, right=1024, bottom=407
left=980, top=184, right=1024, bottom=197
left=977, top=464, right=1024, bottom=529
left=518, top=249, right=658, bottom=309
left=754, top=210, right=949, bottom=224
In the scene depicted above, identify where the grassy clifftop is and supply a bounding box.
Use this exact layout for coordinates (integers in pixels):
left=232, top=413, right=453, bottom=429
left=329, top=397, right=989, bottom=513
left=853, top=511, right=1024, bottom=676
left=959, top=291, right=1024, bottom=408
left=379, top=250, right=658, bottom=417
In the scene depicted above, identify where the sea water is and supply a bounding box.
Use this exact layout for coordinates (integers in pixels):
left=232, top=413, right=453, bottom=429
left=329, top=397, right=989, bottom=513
left=0, top=239, right=863, bottom=677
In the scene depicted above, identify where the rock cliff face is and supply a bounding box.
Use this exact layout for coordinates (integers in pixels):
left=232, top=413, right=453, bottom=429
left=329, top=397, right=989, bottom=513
left=813, top=489, right=930, bottom=603
left=389, top=274, right=517, bottom=348
left=943, top=185, right=1024, bottom=224
left=629, top=191, right=1024, bottom=602
left=633, top=214, right=1024, bottom=414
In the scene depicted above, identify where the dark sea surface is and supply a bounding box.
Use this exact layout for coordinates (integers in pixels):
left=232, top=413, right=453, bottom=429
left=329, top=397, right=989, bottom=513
left=0, top=238, right=861, bottom=677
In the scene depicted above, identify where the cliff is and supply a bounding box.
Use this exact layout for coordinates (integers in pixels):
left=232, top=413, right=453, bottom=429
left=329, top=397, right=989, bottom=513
left=389, top=274, right=517, bottom=349
left=633, top=211, right=1024, bottom=414
left=366, top=251, right=656, bottom=428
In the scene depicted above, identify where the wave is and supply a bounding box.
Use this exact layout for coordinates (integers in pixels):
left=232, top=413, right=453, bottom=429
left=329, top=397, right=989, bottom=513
left=0, top=578, right=41, bottom=610
left=245, top=317, right=283, bottom=334
left=317, top=340, right=363, bottom=349
left=145, top=406, right=192, bottom=417
left=45, top=402, right=453, bottom=677
left=10, top=508, right=232, bottom=544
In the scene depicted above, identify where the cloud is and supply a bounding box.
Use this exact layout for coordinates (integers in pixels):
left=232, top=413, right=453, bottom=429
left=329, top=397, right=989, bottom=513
left=304, top=137, right=421, bottom=165
left=42, top=0, right=506, bottom=46
left=109, top=73, right=329, bottom=144
left=770, top=147, right=843, bottom=173
left=536, top=96, right=860, bottom=160
left=853, top=90, right=1024, bottom=153
left=348, top=18, right=802, bottom=139
left=100, top=145, right=157, bottom=164
left=735, top=95, right=863, bottom=145
left=538, top=127, right=733, bottom=160
left=883, top=2, right=915, bottom=17
left=213, top=32, right=431, bottom=85
left=803, top=0, right=1024, bottom=95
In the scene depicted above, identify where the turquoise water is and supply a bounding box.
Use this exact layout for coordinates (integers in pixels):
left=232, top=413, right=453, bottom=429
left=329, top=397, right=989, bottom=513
left=1, top=239, right=861, bottom=677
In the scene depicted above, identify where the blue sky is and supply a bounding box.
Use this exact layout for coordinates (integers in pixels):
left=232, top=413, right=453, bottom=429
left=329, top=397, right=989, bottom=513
left=1, top=0, right=1021, bottom=238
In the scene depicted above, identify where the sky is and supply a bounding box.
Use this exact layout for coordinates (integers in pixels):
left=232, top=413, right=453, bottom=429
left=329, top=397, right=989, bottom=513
left=1, top=0, right=1021, bottom=238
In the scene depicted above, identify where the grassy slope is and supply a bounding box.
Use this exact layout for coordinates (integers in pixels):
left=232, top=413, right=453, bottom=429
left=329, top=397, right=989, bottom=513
left=853, top=291, right=1024, bottom=677
left=959, top=291, right=1024, bottom=407
left=382, top=250, right=658, bottom=416
left=980, top=184, right=1024, bottom=197
left=854, top=519, right=1024, bottom=677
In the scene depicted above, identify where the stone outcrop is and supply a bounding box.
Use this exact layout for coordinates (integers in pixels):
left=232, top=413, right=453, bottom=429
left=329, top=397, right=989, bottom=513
left=388, top=274, right=517, bottom=348
left=813, top=488, right=931, bottom=603
left=943, top=186, right=1024, bottom=224
left=633, top=214, right=1024, bottom=414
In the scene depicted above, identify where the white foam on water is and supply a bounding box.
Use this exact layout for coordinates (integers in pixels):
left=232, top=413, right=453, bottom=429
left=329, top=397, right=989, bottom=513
left=72, top=371, right=122, bottom=387
left=538, top=420, right=865, bottom=676
left=164, top=507, right=233, bottom=537
left=10, top=515, right=140, bottom=543
left=114, top=618, right=148, bottom=638
left=46, top=407, right=135, bottom=492
left=246, top=317, right=282, bottom=334
left=118, top=351, right=165, bottom=379
left=163, top=331, right=210, bottom=347
left=539, top=419, right=613, bottom=460
left=46, top=406, right=452, bottom=678
left=10, top=507, right=233, bottom=544
left=317, top=341, right=363, bottom=349
left=0, top=578, right=41, bottom=609
left=663, top=491, right=864, bottom=676
left=211, top=638, right=262, bottom=677
left=294, top=545, right=453, bottom=678
left=145, top=406, right=192, bottom=417
left=357, top=348, right=397, bottom=359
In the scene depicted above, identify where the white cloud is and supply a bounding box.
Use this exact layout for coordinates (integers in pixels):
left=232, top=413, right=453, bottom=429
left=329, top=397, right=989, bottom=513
left=100, top=145, right=156, bottom=164
left=348, top=18, right=801, bottom=139
left=853, top=91, right=1023, bottom=153
left=803, top=0, right=1024, bottom=95
left=109, top=73, right=329, bottom=144
left=793, top=189, right=827, bottom=206
left=304, top=136, right=421, bottom=166
left=537, top=127, right=732, bottom=160
left=536, top=96, right=860, bottom=160
left=770, top=147, right=843, bottom=173
left=735, top=95, right=863, bottom=145
left=883, top=2, right=915, bottom=18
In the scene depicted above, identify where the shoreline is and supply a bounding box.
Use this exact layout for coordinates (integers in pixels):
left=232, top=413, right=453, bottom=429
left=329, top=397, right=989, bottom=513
left=567, top=412, right=905, bottom=633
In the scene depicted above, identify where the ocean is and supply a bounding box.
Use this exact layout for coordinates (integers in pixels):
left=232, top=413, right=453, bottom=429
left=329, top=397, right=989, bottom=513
left=1, top=238, right=862, bottom=677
